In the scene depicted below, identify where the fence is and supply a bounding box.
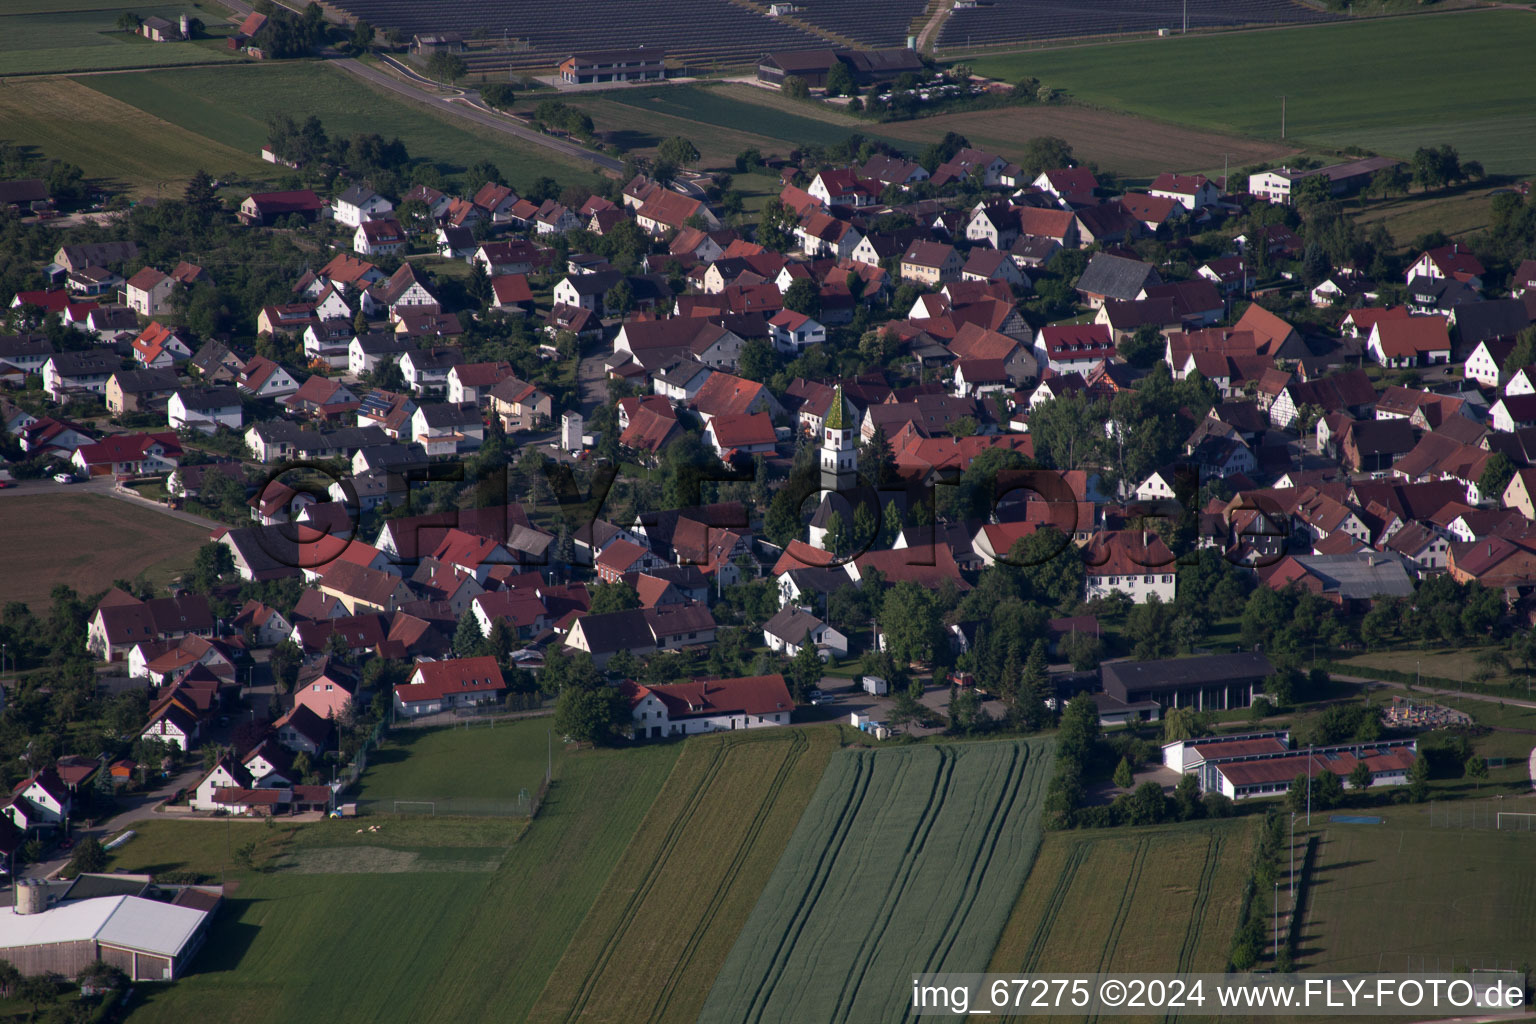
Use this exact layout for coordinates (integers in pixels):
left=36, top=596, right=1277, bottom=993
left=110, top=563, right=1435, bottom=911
left=337, top=717, right=389, bottom=790
left=1428, top=798, right=1536, bottom=831
left=353, top=793, right=538, bottom=818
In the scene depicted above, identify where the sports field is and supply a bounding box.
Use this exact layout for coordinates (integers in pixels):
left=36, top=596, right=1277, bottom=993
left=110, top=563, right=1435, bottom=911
left=1301, top=807, right=1536, bottom=972
left=0, top=492, right=210, bottom=608
left=988, top=820, right=1256, bottom=976
left=125, top=740, right=680, bottom=1024
left=969, top=10, right=1536, bottom=176
left=355, top=716, right=564, bottom=815
left=700, top=738, right=1052, bottom=1023
left=77, top=63, right=600, bottom=191
left=529, top=728, right=839, bottom=1024
left=1, top=2, right=238, bottom=76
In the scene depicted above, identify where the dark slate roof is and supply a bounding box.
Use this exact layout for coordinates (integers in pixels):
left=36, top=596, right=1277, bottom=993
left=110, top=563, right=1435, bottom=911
left=1101, top=653, right=1274, bottom=698
left=1075, top=253, right=1159, bottom=301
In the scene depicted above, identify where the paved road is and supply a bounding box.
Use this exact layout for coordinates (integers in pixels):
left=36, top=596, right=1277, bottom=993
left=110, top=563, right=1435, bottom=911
left=1333, top=674, right=1536, bottom=711
left=22, top=765, right=203, bottom=881
left=333, top=58, right=625, bottom=175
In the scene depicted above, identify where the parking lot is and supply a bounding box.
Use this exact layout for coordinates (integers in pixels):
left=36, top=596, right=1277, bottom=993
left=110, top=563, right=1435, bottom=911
left=793, top=676, right=1007, bottom=738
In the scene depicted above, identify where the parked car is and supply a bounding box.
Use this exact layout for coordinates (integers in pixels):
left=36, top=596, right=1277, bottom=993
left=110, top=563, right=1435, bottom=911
left=53, top=473, right=76, bottom=484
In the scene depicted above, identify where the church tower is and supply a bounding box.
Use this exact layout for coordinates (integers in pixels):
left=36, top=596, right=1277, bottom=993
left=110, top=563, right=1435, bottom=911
left=820, top=385, right=857, bottom=492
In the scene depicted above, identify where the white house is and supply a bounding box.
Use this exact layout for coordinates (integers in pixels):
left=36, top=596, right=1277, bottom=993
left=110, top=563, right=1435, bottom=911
left=768, top=309, right=827, bottom=354
left=123, top=267, right=176, bottom=316
left=168, top=388, right=243, bottom=434
left=1083, top=532, right=1178, bottom=605
left=332, top=185, right=394, bottom=228
left=762, top=606, right=848, bottom=660
left=1465, top=339, right=1510, bottom=389
left=394, top=656, right=507, bottom=717
left=623, top=674, right=795, bottom=740
left=353, top=218, right=408, bottom=257
left=1149, top=173, right=1221, bottom=212
left=190, top=759, right=252, bottom=811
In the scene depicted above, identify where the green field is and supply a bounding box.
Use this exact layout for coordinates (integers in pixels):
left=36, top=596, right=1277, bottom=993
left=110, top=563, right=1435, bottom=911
left=1302, top=807, right=1536, bottom=972
left=77, top=63, right=601, bottom=190
left=701, top=738, right=1052, bottom=1023
left=1, top=3, right=239, bottom=75
left=530, top=728, right=839, bottom=1024
left=568, top=84, right=903, bottom=167
left=125, top=740, right=680, bottom=1024
left=0, top=492, right=212, bottom=608
left=969, top=10, right=1536, bottom=176
left=0, top=76, right=269, bottom=197
left=356, top=717, right=564, bottom=814
left=988, top=820, right=1256, bottom=976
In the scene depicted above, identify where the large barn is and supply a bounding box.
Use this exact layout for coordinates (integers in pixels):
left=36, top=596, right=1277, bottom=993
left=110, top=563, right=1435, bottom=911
left=1100, top=652, right=1275, bottom=712
left=0, top=876, right=219, bottom=981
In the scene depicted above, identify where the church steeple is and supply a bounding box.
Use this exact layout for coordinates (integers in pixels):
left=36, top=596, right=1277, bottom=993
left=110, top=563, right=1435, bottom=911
left=820, top=384, right=857, bottom=491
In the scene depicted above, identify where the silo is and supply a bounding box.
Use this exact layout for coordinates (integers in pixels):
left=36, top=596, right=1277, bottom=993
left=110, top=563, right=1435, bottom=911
left=14, top=879, right=46, bottom=915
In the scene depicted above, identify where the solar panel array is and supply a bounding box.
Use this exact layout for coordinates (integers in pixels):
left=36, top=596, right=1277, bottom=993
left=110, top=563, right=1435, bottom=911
left=329, top=0, right=828, bottom=69
left=742, top=0, right=933, bottom=48
left=938, top=0, right=1340, bottom=50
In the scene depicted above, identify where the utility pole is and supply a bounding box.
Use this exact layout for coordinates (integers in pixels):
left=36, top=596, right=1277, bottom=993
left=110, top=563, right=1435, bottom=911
left=546, top=727, right=552, bottom=784
left=1280, top=95, right=1286, bottom=140
left=1306, top=746, right=1312, bottom=826
left=1290, top=812, right=1296, bottom=899
left=1274, top=881, right=1280, bottom=961
left=1183, top=0, right=1188, bottom=33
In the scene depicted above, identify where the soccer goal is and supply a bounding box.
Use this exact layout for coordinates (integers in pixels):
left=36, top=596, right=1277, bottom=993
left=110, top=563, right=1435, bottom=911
left=394, top=800, right=436, bottom=816
left=1496, top=812, right=1536, bottom=831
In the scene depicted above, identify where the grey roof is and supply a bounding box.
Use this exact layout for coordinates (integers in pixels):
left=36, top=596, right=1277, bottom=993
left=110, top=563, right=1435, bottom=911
left=562, top=270, right=623, bottom=296
left=1289, top=553, right=1414, bottom=600
left=1101, top=652, right=1274, bottom=698
left=337, top=185, right=381, bottom=207
left=112, top=368, right=179, bottom=393
left=763, top=605, right=827, bottom=643
left=404, top=347, right=462, bottom=372
left=415, top=402, right=480, bottom=428
left=1075, top=253, right=1160, bottom=301
left=48, top=350, right=120, bottom=375
left=654, top=358, right=712, bottom=387
left=1406, top=275, right=1479, bottom=309
left=1456, top=298, right=1532, bottom=346
left=353, top=331, right=412, bottom=355
left=174, top=386, right=240, bottom=410
left=0, top=334, right=52, bottom=359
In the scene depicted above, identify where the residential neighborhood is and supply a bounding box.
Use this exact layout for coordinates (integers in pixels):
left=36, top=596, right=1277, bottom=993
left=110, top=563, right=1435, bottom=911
left=1, top=1, right=1534, bottom=1014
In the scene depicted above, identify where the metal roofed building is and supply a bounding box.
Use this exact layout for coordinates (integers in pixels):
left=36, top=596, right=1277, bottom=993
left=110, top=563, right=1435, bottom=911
left=0, top=890, right=214, bottom=980
left=1100, top=652, right=1274, bottom=711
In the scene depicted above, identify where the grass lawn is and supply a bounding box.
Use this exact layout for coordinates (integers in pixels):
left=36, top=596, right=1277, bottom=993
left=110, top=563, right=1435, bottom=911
left=355, top=716, right=565, bottom=814
left=1300, top=807, right=1536, bottom=972
left=1, top=2, right=240, bottom=75
left=987, top=819, right=1256, bottom=976
left=0, top=491, right=209, bottom=609
left=0, top=77, right=269, bottom=198
left=529, top=728, right=839, bottom=1024
left=76, top=62, right=603, bottom=192
left=566, top=83, right=903, bottom=169
left=1351, top=186, right=1500, bottom=245
left=967, top=10, right=1536, bottom=177
left=702, top=738, right=1053, bottom=1023
left=1335, top=647, right=1513, bottom=688
left=123, top=740, right=680, bottom=1024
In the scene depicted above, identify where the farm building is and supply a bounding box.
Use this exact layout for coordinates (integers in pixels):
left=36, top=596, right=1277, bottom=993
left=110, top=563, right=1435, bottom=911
left=0, top=879, right=217, bottom=981
left=1161, top=732, right=1419, bottom=799
left=620, top=674, right=795, bottom=738
left=559, top=48, right=666, bottom=84
left=1248, top=157, right=1402, bottom=205
left=1207, top=742, right=1417, bottom=799
left=1101, top=652, right=1274, bottom=711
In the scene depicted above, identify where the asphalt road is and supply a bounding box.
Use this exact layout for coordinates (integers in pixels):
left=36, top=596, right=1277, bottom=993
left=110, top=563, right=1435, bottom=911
left=333, top=58, right=626, bottom=176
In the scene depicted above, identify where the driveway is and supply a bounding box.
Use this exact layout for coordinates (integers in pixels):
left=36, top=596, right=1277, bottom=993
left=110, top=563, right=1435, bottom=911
left=794, top=676, right=1006, bottom=738
left=333, top=58, right=624, bottom=176
left=21, top=765, right=203, bottom=881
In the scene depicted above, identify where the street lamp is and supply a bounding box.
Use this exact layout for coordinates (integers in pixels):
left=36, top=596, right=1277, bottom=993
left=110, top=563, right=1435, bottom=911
left=1274, top=881, right=1280, bottom=961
